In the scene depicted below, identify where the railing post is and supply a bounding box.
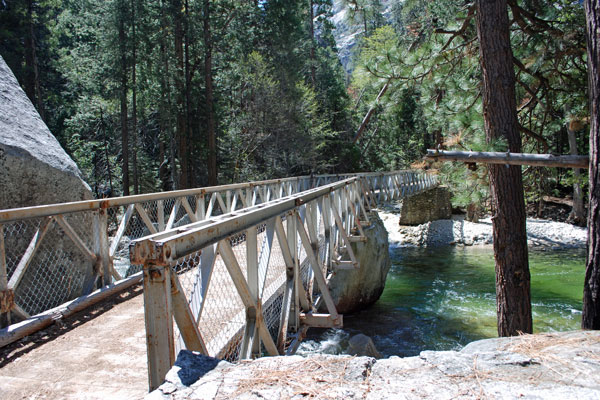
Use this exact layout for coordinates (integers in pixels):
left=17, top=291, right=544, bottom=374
left=195, top=194, right=205, bottom=220
left=93, top=209, right=111, bottom=287
left=287, top=212, right=300, bottom=332
left=241, top=225, right=260, bottom=359
left=0, top=223, right=11, bottom=327
left=143, top=262, right=175, bottom=391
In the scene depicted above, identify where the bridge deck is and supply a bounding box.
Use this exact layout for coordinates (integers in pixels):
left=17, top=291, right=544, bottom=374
left=0, top=285, right=147, bottom=399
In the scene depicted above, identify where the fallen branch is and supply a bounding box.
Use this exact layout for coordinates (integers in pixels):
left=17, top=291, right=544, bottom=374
left=425, top=149, right=589, bottom=169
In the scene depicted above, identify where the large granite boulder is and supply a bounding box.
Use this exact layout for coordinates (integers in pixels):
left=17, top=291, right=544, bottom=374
left=0, top=56, right=92, bottom=209
left=398, top=185, right=451, bottom=225
left=324, top=211, right=391, bottom=313
left=0, top=56, right=93, bottom=322
left=148, top=330, right=600, bottom=399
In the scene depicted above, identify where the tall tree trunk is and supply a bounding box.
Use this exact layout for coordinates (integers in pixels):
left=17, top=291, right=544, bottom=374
left=567, top=119, right=585, bottom=226
left=204, top=0, right=217, bottom=186
left=476, top=0, right=532, bottom=336
left=583, top=0, right=600, bottom=329
left=352, top=79, right=391, bottom=144
left=100, top=109, right=114, bottom=195
left=159, top=0, right=177, bottom=190
left=174, top=0, right=189, bottom=188
left=184, top=0, right=194, bottom=187
left=131, top=0, right=139, bottom=194
left=118, top=6, right=129, bottom=196
left=24, top=0, right=44, bottom=120
left=309, top=0, right=316, bottom=87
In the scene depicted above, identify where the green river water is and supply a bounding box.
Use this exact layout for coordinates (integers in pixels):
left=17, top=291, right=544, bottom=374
left=298, top=246, right=586, bottom=357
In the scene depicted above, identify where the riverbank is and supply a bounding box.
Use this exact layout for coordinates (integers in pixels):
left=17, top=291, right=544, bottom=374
left=378, top=208, right=587, bottom=249
left=148, top=330, right=600, bottom=399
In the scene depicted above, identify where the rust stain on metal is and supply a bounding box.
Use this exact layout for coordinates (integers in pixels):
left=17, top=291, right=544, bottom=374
left=0, top=289, right=15, bottom=313
left=150, top=269, right=162, bottom=280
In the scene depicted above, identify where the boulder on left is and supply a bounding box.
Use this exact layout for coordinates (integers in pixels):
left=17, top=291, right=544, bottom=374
left=0, top=55, right=92, bottom=209
left=0, top=56, right=94, bottom=323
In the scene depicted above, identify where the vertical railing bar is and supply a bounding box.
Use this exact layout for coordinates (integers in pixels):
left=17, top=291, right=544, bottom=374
left=258, top=218, right=275, bottom=299
left=143, top=261, right=175, bottom=391
left=0, top=224, right=7, bottom=292
left=196, top=194, right=205, bottom=221
left=95, top=209, right=111, bottom=286
left=226, top=190, right=232, bottom=213
left=246, top=224, right=260, bottom=357
left=157, top=200, right=165, bottom=231
left=0, top=223, right=9, bottom=326
left=286, top=211, right=302, bottom=331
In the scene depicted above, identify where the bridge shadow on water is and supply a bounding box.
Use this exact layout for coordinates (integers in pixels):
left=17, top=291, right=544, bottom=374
left=0, top=284, right=143, bottom=368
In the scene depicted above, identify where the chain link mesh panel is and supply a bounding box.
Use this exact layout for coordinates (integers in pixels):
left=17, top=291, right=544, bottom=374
left=13, top=220, right=89, bottom=316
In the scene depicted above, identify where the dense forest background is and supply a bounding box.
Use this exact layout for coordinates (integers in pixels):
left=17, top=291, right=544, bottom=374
left=0, top=0, right=590, bottom=222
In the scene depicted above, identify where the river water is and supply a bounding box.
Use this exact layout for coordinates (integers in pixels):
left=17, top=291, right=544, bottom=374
left=297, top=246, right=586, bottom=357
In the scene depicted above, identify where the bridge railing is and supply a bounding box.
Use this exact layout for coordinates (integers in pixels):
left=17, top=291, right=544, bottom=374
left=0, top=170, right=436, bottom=336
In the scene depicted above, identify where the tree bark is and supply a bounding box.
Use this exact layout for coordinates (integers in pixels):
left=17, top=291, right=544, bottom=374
left=309, top=0, right=316, bottom=88
left=184, top=0, right=194, bottom=187
left=118, top=4, right=129, bottom=196
left=567, top=120, right=585, bottom=226
left=204, top=0, right=217, bottom=186
left=24, top=0, right=44, bottom=120
left=582, top=0, right=600, bottom=330
left=174, top=0, right=189, bottom=189
left=131, top=0, right=139, bottom=195
left=159, top=0, right=177, bottom=190
left=352, top=79, right=391, bottom=144
left=476, top=0, right=532, bottom=336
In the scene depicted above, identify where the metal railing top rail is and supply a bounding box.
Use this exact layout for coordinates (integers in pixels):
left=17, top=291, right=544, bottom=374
left=0, top=170, right=418, bottom=223
left=130, top=177, right=360, bottom=266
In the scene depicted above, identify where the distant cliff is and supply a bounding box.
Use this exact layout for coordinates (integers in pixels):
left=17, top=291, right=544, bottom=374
left=330, top=0, right=396, bottom=73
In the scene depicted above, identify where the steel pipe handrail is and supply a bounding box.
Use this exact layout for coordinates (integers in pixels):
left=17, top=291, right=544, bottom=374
left=0, top=171, right=416, bottom=223
left=130, top=178, right=359, bottom=266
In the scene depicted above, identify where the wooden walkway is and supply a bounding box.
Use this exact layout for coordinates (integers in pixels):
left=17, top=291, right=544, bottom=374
left=0, top=285, right=148, bottom=400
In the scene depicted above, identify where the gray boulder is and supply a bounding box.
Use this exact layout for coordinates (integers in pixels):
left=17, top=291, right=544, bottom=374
left=325, top=211, right=391, bottom=313
left=148, top=330, right=600, bottom=400
left=347, top=333, right=382, bottom=358
left=0, top=55, right=92, bottom=209
left=398, top=185, right=452, bottom=225
left=0, top=56, right=93, bottom=322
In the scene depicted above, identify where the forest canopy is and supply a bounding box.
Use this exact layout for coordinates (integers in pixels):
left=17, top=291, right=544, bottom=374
left=0, top=0, right=590, bottom=219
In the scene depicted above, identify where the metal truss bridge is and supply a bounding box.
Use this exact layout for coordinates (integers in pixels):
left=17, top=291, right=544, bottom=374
left=0, top=170, right=436, bottom=390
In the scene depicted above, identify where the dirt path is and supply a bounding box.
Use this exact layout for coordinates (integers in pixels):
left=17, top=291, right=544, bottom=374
left=0, top=285, right=148, bottom=400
